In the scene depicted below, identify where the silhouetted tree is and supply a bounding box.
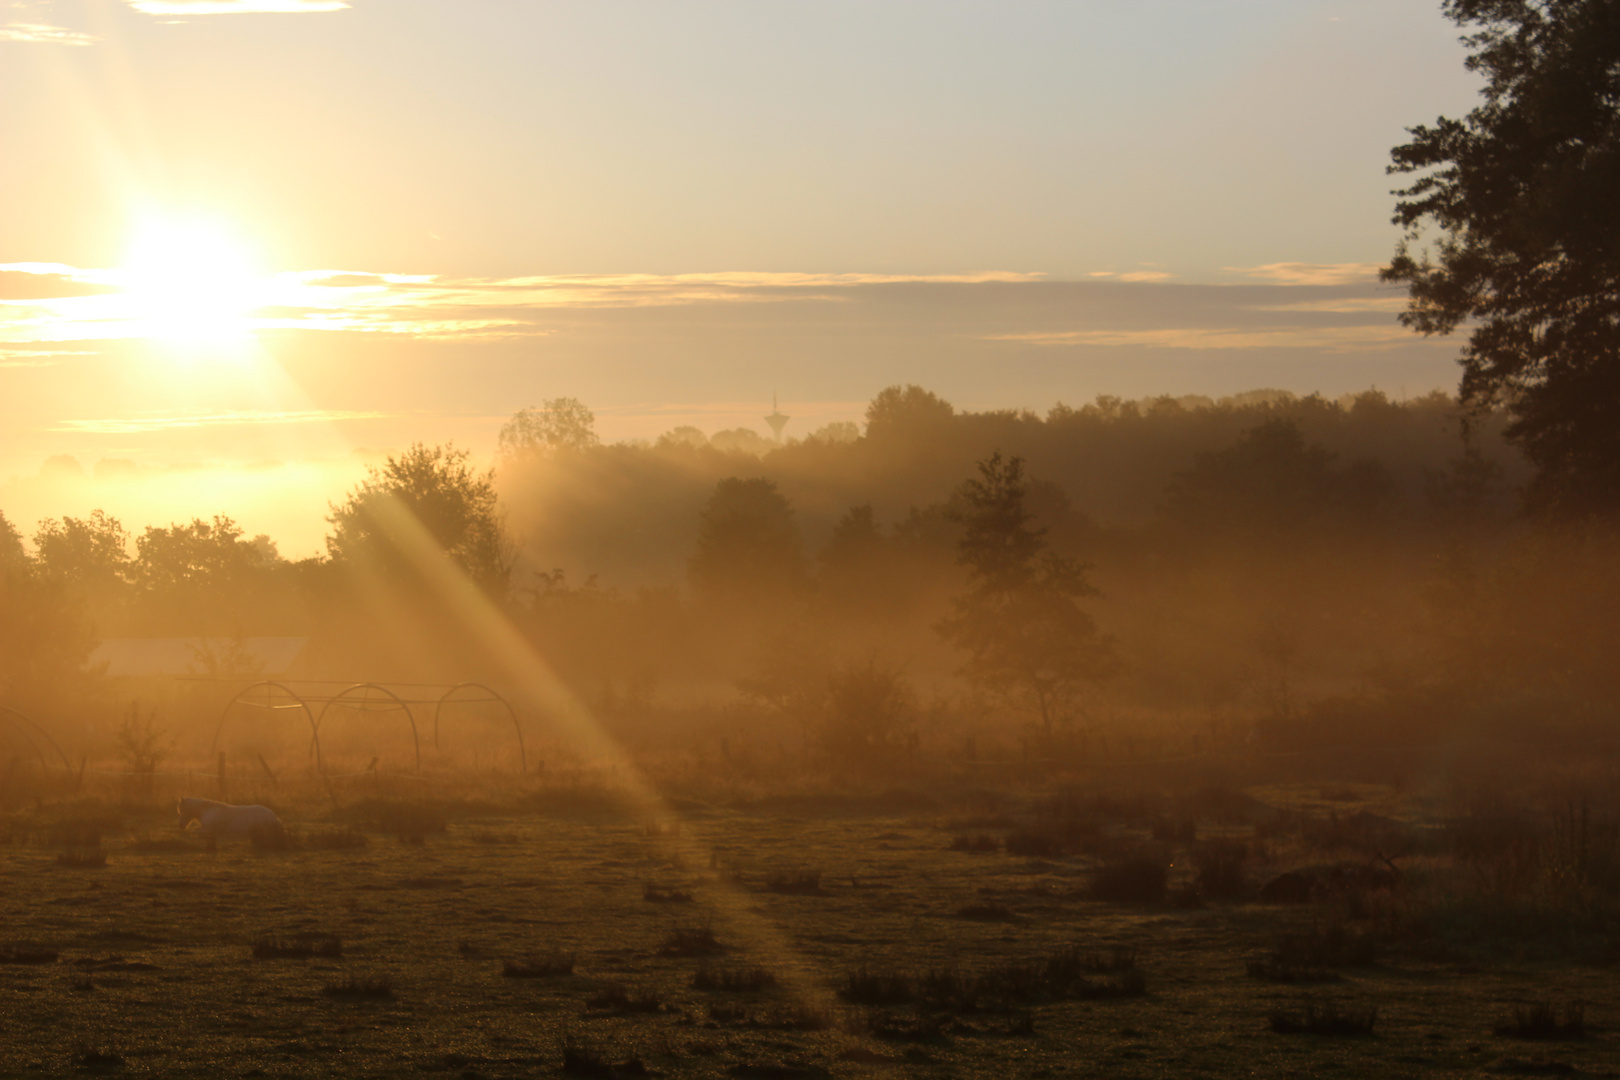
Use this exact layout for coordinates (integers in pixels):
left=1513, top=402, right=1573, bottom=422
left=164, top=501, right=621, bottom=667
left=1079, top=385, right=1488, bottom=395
left=817, top=505, right=902, bottom=617
left=1384, top=0, right=1620, bottom=513
left=0, top=512, right=97, bottom=708
left=134, top=516, right=265, bottom=595
left=864, top=384, right=956, bottom=442
left=0, top=510, right=27, bottom=579
left=688, top=477, right=807, bottom=605
left=498, top=398, right=599, bottom=461
left=32, top=510, right=130, bottom=601
left=938, top=453, right=1114, bottom=739
left=1162, top=419, right=1393, bottom=545
left=327, top=443, right=509, bottom=594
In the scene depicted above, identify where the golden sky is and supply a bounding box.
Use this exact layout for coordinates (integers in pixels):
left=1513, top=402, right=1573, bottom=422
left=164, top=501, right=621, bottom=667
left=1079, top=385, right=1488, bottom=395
left=1, top=0, right=1481, bottom=551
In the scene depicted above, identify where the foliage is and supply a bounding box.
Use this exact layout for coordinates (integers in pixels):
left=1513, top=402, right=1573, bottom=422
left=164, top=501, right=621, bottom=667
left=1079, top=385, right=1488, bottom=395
left=864, top=383, right=955, bottom=442
left=113, top=703, right=170, bottom=776
left=0, top=510, right=27, bottom=579
left=938, top=453, right=1115, bottom=736
left=816, top=661, right=918, bottom=770
left=133, top=516, right=265, bottom=595
left=497, top=397, right=599, bottom=461
left=1384, top=0, right=1620, bottom=513
left=327, top=443, right=509, bottom=594
left=31, top=510, right=130, bottom=593
left=687, top=477, right=807, bottom=605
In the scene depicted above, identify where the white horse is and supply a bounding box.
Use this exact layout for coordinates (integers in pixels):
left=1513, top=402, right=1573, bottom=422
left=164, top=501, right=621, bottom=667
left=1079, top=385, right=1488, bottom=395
left=177, top=797, right=285, bottom=844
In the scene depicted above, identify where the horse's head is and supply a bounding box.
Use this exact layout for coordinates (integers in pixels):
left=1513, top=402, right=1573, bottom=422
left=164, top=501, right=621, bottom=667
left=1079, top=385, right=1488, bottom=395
left=176, top=798, right=202, bottom=830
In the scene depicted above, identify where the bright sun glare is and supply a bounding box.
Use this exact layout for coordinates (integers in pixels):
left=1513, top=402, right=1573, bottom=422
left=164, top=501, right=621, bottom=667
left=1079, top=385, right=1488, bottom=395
left=121, top=220, right=267, bottom=343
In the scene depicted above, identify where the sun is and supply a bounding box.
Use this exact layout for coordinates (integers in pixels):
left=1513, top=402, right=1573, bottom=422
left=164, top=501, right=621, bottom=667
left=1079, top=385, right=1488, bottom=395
left=120, top=219, right=268, bottom=343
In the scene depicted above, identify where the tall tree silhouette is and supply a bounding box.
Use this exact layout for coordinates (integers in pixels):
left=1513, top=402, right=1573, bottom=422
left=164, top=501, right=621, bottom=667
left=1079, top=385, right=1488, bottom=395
left=1384, top=0, right=1620, bottom=513
left=938, top=453, right=1114, bottom=739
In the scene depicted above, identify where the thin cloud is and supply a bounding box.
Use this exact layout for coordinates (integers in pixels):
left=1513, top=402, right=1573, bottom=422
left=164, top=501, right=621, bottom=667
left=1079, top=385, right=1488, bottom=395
left=1254, top=297, right=1408, bottom=314
left=1085, top=270, right=1176, bottom=283
left=0, top=265, right=1048, bottom=344
left=123, top=0, right=347, bottom=13
left=0, top=22, right=97, bottom=44
left=56, top=409, right=389, bottom=434
left=989, top=325, right=1439, bottom=353
left=1228, top=262, right=1383, bottom=286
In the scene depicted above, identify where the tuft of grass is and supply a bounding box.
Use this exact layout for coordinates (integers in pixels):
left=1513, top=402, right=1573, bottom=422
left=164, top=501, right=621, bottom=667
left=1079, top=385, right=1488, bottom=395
left=642, top=883, right=693, bottom=903
left=252, top=934, right=342, bottom=960
left=72, top=1046, right=124, bottom=1072
left=763, top=868, right=824, bottom=895
left=470, top=830, right=516, bottom=845
left=305, top=828, right=368, bottom=851
left=69, top=975, right=96, bottom=993
left=322, top=975, right=394, bottom=1000
left=586, top=982, right=663, bottom=1012
left=949, top=834, right=1001, bottom=853
left=55, top=849, right=107, bottom=868
left=1090, top=856, right=1168, bottom=904
left=1493, top=1002, right=1586, bottom=1040
left=1246, top=956, right=1340, bottom=983
left=560, top=1037, right=613, bottom=1078
left=658, top=922, right=721, bottom=956
left=866, top=1010, right=950, bottom=1041
left=691, top=964, right=777, bottom=992
left=501, top=951, right=575, bottom=978
left=0, top=943, right=58, bottom=965
left=761, top=1003, right=834, bottom=1031
left=956, top=901, right=1017, bottom=921
left=840, top=966, right=916, bottom=1006
left=1269, top=1002, right=1377, bottom=1036
left=1265, top=923, right=1377, bottom=970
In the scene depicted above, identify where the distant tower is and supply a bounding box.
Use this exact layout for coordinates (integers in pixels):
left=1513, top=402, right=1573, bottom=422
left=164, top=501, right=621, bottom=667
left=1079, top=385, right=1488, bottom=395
left=764, top=393, right=790, bottom=442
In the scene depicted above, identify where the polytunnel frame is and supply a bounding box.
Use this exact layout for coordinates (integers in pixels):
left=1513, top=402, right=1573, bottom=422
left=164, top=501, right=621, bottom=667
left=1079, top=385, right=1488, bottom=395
left=431, top=682, right=526, bottom=773
left=317, top=683, right=421, bottom=774
left=0, top=705, right=73, bottom=774
left=213, top=681, right=322, bottom=768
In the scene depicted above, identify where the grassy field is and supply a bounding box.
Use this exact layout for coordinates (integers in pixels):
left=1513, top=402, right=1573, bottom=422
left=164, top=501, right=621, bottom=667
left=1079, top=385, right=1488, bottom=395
left=1, top=773, right=1617, bottom=1079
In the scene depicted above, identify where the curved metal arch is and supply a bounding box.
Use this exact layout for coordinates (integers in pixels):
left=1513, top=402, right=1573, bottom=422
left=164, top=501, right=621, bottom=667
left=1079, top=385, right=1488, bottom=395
left=0, top=705, right=74, bottom=773
left=316, top=683, right=421, bottom=773
left=432, top=682, right=526, bottom=773
left=214, top=680, right=323, bottom=769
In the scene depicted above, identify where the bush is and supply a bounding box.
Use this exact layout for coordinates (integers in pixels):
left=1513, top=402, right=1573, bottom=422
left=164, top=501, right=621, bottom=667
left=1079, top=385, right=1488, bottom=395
left=840, top=967, right=916, bottom=1006
left=586, top=982, right=662, bottom=1012
left=1090, top=857, right=1167, bottom=904
left=1493, top=1002, right=1585, bottom=1040
left=1269, top=1002, right=1377, bottom=1036
left=658, top=923, right=720, bottom=956
left=501, top=951, right=575, bottom=978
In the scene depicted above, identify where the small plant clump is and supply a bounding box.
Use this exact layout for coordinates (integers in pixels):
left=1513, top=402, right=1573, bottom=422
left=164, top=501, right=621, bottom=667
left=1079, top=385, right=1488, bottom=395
left=658, top=923, right=721, bottom=956
left=72, top=1046, right=125, bottom=1072
left=642, top=883, right=693, bottom=903
left=1269, top=1002, right=1378, bottom=1036
left=501, top=951, right=576, bottom=978
left=956, top=901, right=1017, bottom=921
left=763, top=868, right=825, bottom=895
left=691, top=964, right=777, bottom=992
left=1493, top=1002, right=1586, bottom=1040
left=949, top=833, right=1002, bottom=853
left=586, top=982, right=663, bottom=1012
left=251, top=934, right=342, bottom=960
left=0, top=943, right=58, bottom=965
left=322, top=975, right=394, bottom=1000
left=55, top=850, right=107, bottom=868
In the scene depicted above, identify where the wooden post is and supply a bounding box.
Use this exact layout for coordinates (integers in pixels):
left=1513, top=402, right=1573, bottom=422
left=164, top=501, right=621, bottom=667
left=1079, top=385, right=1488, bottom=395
left=218, top=751, right=227, bottom=799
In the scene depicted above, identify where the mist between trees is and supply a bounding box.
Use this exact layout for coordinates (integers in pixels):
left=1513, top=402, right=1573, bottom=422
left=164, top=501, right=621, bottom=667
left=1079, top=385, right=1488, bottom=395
left=3, top=383, right=1615, bottom=781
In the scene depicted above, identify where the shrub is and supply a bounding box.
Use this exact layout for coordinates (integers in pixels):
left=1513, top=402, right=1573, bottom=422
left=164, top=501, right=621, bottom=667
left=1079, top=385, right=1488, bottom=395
left=586, top=982, right=662, bottom=1012
left=0, top=943, right=58, bottom=964
left=658, top=923, right=720, bottom=956
left=642, top=883, right=692, bottom=903
left=322, top=976, right=393, bottom=999
left=501, top=951, right=575, bottom=978
left=1090, top=857, right=1167, bottom=904
left=840, top=967, right=916, bottom=1006
left=1269, top=1002, right=1377, bottom=1036
left=560, top=1037, right=612, bottom=1078
left=763, top=869, right=823, bottom=895
left=251, top=934, right=342, bottom=960
left=691, top=965, right=776, bottom=992
left=949, top=834, right=1001, bottom=853
left=1493, top=1002, right=1586, bottom=1040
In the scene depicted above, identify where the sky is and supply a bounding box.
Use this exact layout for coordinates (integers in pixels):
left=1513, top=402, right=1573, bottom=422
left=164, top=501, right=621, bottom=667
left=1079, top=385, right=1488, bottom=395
left=1, top=0, right=1485, bottom=554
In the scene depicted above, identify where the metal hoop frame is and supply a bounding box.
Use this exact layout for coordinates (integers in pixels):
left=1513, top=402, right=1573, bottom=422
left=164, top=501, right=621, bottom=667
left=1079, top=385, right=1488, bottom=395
left=432, top=682, right=526, bottom=773
left=316, top=683, right=422, bottom=773
left=0, top=705, right=73, bottom=773
left=213, top=681, right=323, bottom=768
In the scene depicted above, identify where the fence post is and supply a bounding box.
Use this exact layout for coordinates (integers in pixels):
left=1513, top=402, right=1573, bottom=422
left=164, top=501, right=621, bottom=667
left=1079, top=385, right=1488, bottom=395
left=218, top=751, right=227, bottom=799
